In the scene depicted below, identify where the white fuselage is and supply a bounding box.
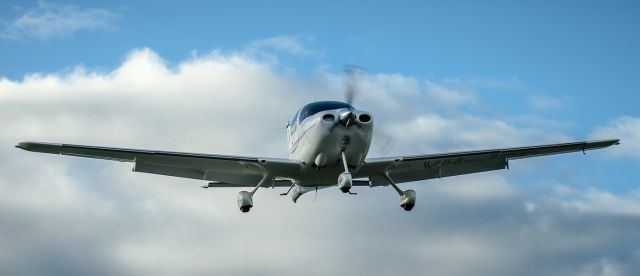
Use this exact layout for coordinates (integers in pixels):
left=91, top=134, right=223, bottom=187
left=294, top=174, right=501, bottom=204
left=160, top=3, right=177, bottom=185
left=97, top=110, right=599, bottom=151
left=286, top=101, right=373, bottom=187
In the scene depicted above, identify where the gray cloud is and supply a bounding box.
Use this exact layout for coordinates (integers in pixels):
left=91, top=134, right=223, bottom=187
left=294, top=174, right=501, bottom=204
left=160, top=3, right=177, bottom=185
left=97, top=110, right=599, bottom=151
left=1, top=46, right=638, bottom=275
left=1, top=2, right=119, bottom=40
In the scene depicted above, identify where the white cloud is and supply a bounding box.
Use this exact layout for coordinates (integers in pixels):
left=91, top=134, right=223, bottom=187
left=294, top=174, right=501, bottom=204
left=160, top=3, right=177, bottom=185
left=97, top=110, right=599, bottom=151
left=1, top=46, right=638, bottom=275
left=425, top=81, right=476, bottom=105
left=549, top=186, right=640, bottom=216
left=590, top=116, right=640, bottom=158
left=387, top=113, right=542, bottom=154
left=1, top=1, right=119, bottom=40
left=246, top=35, right=320, bottom=58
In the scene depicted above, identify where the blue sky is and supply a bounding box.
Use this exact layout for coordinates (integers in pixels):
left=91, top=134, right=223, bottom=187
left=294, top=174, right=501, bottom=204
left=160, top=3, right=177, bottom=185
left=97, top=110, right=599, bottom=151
left=1, top=1, right=640, bottom=275
left=2, top=1, right=639, bottom=120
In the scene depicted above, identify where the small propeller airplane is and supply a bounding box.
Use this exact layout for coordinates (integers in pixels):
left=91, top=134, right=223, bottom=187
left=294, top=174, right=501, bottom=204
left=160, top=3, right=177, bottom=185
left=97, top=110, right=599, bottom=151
left=16, top=66, right=620, bottom=212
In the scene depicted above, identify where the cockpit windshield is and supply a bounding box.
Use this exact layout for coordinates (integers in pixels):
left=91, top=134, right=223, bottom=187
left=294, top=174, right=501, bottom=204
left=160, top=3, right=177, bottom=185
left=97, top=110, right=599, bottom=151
left=299, top=101, right=353, bottom=123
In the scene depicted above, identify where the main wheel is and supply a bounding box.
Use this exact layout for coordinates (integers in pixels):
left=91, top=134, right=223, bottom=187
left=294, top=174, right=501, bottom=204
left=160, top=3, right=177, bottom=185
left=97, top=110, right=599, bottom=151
left=401, top=203, right=414, bottom=211
left=399, top=189, right=416, bottom=211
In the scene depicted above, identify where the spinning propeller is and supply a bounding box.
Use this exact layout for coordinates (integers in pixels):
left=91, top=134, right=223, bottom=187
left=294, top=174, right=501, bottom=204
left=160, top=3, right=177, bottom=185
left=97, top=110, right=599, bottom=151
left=341, top=65, right=396, bottom=155
left=343, top=64, right=367, bottom=105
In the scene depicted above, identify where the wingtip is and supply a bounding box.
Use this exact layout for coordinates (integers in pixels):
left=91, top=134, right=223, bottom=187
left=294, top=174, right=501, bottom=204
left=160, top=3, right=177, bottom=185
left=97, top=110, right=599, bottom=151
left=596, top=138, right=621, bottom=146
left=15, top=142, right=38, bottom=151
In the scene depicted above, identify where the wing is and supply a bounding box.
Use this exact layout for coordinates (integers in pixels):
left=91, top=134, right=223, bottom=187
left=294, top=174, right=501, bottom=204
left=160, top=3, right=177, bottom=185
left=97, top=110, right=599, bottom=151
left=16, top=142, right=302, bottom=186
left=355, top=139, right=620, bottom=186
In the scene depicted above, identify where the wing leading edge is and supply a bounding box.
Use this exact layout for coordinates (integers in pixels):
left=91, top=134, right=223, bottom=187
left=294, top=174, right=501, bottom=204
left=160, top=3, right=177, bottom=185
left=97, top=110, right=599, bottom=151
left=16, top=142, right=302, bottom=186
left=17, top=139, right=620, bottom=187
left=357, top=139, right=620, bottom=186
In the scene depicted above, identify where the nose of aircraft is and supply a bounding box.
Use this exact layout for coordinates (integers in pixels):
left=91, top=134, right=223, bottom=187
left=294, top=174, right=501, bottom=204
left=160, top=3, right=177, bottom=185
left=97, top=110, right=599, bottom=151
left=338, top=110, right=355, bottom=127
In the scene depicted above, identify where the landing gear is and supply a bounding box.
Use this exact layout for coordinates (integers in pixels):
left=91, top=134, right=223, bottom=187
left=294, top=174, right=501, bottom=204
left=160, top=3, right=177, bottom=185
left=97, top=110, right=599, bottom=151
left=338, top=172, right=354, bottom=193
left=237, top=191, right=253, bottom=213
left=383, top=173, right=416, bottom=211
left=399, top=190, right=416, bottom=211
left=280, top=184, right=294, bottom=196
left=237, top=173, right=272, bottom=213
left=338, top=151, right=356, bottom=194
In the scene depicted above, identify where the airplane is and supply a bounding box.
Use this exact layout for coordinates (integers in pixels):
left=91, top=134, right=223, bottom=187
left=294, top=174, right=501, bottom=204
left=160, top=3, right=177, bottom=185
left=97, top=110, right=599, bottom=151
left=16, top=67, right=620, bottom=213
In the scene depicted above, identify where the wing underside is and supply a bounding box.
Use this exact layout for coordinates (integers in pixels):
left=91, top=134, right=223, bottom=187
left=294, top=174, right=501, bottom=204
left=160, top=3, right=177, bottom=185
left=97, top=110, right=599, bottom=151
left=17, top=142, right=302, bottom=186
left=357, top=139, right=620, bottom=185
left=17, top=139, right=619, bottom=187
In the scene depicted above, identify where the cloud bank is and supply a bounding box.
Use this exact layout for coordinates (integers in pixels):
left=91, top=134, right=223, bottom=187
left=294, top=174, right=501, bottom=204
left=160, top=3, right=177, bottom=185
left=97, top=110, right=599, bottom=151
left=1, top=46, right=638, bottom=276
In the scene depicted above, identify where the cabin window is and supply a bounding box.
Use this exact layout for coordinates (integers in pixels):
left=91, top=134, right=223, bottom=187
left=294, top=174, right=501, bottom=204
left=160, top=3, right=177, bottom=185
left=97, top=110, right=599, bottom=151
left=290, top=110, right=299, bottom=127
left=298, top=101, right=353, bottom=123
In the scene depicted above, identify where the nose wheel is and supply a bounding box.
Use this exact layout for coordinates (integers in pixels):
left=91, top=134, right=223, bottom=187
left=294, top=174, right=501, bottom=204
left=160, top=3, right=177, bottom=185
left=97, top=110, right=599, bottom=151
left=337, top=151, right=356, bottom=194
